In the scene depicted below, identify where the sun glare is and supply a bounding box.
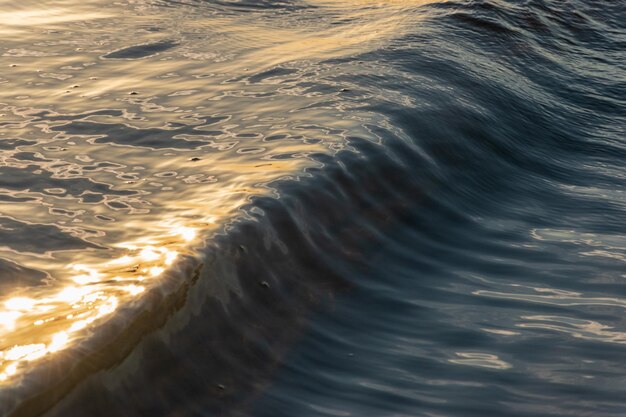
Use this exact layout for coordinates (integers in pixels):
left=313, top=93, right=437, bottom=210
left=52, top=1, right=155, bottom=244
left=0, top=224, right=200, bottom=384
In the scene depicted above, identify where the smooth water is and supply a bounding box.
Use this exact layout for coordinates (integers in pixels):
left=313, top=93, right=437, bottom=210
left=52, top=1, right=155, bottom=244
left=0, top=0, right=625, bottom=416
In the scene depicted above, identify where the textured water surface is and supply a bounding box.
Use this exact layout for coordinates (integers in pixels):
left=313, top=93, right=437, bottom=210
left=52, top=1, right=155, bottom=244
left=0, top=0, right=625, bottom=416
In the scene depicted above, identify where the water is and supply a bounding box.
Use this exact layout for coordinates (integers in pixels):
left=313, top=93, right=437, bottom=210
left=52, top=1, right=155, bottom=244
left=0, top=0, right=625, bottom=416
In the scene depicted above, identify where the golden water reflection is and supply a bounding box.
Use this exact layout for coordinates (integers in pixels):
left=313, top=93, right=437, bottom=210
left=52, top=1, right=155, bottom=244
left=0, top=0, right=110, bottom=35
left=0, top=223, right=199, bottom=382
left=0, top=0, right=444, bottom=386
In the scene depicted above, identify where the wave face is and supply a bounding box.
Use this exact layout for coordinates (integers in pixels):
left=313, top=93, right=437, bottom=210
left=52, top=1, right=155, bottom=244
left=0, top=0, right=625, bottom=416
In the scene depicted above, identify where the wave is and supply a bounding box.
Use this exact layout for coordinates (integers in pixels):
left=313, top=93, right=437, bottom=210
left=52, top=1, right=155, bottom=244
left=1, top=133, right=427, bottom=417
left=1, top=0, right=625, bottom=415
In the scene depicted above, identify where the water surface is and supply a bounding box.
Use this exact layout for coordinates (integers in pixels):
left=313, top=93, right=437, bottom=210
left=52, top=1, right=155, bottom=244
left=0, top=0, right=625, bottom=416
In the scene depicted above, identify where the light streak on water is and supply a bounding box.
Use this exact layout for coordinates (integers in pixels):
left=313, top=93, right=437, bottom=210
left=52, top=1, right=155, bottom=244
left=0, top=223, right=198, bottom=383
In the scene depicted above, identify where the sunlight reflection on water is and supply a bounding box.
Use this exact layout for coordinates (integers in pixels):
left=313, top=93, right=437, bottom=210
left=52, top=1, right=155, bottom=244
left=0, top=0, right=442, bottom=386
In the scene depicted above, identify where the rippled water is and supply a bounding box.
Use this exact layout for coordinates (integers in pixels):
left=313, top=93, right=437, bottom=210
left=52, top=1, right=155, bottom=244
left=0, top=0, right=625, bottom=416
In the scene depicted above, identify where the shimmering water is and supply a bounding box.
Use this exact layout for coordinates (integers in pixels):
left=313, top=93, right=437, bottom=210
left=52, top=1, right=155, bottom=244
left=0, top=0, right=625, bottom=416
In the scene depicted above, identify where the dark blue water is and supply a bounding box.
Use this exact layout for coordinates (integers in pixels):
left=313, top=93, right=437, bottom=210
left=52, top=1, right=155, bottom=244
left=240, top=2, right=626, bottom=416
left=1, top=0, right=625, bottom=416
left=251, top=1, right=626, bottom=417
